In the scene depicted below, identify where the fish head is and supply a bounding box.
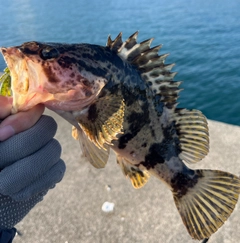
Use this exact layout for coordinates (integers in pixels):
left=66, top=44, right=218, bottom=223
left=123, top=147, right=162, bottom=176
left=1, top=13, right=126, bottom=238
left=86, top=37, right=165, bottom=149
left=0, top=42, right=107, bottom=114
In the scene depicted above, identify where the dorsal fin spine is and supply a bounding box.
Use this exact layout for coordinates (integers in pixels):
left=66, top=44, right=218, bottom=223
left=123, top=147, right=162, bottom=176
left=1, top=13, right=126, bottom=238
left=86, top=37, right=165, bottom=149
left=107, top=32, right=123, bottom=51
left=131, top=45, right=162, bottom=65
left=106, top=32, right=182, bottom=108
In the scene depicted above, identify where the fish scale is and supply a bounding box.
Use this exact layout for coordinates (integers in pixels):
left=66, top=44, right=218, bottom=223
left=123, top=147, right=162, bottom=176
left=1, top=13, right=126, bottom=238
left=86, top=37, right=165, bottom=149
left=1, top=32, right=240, bottom=241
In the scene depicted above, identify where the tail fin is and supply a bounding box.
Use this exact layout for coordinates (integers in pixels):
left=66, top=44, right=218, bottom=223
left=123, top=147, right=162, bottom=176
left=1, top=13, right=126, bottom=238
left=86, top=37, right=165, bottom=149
left=172, top=170, right=240, bottom=240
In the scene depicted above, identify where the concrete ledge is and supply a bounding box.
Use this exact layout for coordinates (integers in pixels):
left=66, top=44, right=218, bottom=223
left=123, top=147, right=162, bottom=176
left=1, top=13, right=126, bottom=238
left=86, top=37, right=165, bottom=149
left=14, top=110, right=240, bottom=243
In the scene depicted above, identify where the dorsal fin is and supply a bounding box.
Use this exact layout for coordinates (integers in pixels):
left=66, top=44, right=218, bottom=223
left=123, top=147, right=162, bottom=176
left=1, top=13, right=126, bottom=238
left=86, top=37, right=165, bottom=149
left=107, top=32, right=182, bottom=108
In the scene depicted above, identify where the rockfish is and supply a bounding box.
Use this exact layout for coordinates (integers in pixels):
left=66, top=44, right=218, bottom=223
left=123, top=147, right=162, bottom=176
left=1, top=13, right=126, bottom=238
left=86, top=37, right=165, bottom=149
left=1, top=32, right=240, bottom=240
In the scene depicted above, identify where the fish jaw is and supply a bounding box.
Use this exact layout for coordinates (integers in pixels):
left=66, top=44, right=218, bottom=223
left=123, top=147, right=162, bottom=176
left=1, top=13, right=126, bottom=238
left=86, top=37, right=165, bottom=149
left=1, top=46, right=54, bottom=113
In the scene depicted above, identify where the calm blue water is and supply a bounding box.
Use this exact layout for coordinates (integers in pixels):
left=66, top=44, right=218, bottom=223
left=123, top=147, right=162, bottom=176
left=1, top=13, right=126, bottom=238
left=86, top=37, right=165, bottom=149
left=1, top=0, right=240, bottom=125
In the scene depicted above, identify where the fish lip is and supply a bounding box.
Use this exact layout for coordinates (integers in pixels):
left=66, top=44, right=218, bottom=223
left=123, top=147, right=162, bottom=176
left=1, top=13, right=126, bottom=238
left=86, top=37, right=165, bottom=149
left=1, top=46, right=30, bottom=113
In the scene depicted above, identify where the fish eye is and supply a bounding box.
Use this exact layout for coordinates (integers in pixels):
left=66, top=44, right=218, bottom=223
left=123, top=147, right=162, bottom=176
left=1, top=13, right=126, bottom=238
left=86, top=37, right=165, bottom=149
left=40, top=47, right=60, bottom=60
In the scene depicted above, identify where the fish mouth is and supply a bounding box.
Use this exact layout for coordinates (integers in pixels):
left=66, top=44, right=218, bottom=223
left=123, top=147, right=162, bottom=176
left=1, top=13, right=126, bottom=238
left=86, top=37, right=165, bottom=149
left=0, top=46, right=53, bottom=113
left=1, top=47, right=29, bottom=113
left=1, top=45, right=105, bottom=114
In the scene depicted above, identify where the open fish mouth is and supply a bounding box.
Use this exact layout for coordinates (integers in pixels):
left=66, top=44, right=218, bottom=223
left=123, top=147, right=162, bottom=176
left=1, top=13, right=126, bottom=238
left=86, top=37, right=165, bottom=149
left=0, top=46, right=53, bottom=113
left=1, top=47, right=33, bottom=113
left=0, top=47, right=33, bottom=113
left=1, top=47, right=29, bottom=94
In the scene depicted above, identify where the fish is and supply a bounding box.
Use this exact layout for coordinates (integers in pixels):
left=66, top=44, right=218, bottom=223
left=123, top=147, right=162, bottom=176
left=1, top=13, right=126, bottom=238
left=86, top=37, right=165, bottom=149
left=1, top=32, right=240, bottom=240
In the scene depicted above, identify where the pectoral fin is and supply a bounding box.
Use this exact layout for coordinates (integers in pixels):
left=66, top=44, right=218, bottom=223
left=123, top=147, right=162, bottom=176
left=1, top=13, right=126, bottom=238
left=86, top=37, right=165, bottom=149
left=72, top=126, right=109, bottom=168
left=78, top=95, right=125, bottom=150
left=117, top=156, right=150, bottom=189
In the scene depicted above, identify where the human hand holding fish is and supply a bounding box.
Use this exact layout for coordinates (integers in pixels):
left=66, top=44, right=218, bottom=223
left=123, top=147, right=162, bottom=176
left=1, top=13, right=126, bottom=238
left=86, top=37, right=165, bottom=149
left=0, top=96, right=65, bottom=242
left=1, top=32, right=240, bottom=241
left=0, top=95, right=45, bottom=141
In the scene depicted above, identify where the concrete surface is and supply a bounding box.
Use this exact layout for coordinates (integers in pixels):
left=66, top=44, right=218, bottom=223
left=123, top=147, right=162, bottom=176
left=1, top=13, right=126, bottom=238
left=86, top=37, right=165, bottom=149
left=13, top=110, right=240, bottom=243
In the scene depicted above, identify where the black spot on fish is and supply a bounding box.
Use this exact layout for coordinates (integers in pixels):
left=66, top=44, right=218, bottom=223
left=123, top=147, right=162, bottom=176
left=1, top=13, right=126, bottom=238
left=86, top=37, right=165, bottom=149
left=83, top=45, right=117, bottom=63
left=43, top=66, right=61, bottom=83
left=140, top=124, right=181, bottom=169
left=58, top=56, right=77, bottom=69
left=141, top=142, right=147, bottom=148
left=70, top=72, right=75, bottom=78
left=19, top=42, right=40, bottom=55
left=21, top=47, right=38, bottom=55
left=118, top=110, right=149, bottom=150
left=153, top=95, right=164, bottom=116
left=83, top=88, right=93, bottom=97
left=161, top=123, right=181, bottom=160
left=150, top=126, right=156, bottom=137
left=117, top=95, right=150, bottom=150
left=88, top=104, right=98, bottom=122
left=171, top=170, right=201, bottom=198
left=77, top=59, right=108, bottom=77
left=62, top=80, right=77, bottom=88
left=82, top=79, right=91, bottom=87
left=128, top=111, right=148, bottom=134
left=118, top=133, right=134, bottom=149
left=141, top=143, right=165, bottom=169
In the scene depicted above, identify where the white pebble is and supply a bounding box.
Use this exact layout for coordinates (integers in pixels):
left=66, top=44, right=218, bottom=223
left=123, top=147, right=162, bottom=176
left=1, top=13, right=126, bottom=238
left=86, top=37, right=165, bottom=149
left=105, top=185, right=111, bottom=191
left=102, top=201, right=115, bottom=213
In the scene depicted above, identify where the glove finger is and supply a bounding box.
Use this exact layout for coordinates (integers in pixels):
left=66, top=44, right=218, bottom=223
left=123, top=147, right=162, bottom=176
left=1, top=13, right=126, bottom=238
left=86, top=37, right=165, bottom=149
left=0, top=191, right=47, bottom=229
left=11, top=159, right=66, bottom=201
left=0, top=139, right=62, bottom=196
left=0, top=115, right=57, bottom=168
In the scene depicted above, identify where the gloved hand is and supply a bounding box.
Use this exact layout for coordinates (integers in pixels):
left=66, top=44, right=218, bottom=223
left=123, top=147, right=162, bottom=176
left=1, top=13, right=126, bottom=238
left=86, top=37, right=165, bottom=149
left=0, top=115, right=66, bottom=230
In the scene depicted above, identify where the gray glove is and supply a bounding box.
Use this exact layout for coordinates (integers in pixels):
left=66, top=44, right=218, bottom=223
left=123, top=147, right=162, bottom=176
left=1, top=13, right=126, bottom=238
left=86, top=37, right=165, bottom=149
left=0, top=115, right=66, bottom=229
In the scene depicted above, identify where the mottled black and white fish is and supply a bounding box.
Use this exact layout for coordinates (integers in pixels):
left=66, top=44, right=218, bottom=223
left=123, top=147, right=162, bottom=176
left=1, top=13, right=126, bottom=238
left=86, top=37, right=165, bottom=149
left=1, top=32, right=240, bottom=240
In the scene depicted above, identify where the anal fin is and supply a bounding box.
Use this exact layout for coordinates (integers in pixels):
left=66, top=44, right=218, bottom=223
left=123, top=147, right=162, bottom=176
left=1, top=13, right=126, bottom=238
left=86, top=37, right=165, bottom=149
left=117, top=156, right=150, bottom=189
left=173, top=170, right=240, bottom=240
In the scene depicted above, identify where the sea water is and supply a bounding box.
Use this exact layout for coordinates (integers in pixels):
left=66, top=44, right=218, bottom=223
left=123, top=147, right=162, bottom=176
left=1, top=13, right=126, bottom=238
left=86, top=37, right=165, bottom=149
left=0, top=0, right=239, bottom=125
